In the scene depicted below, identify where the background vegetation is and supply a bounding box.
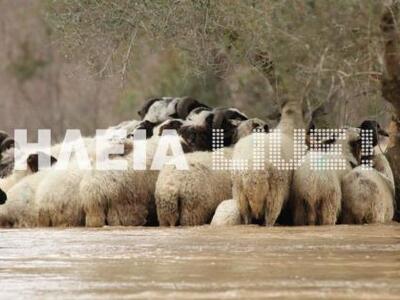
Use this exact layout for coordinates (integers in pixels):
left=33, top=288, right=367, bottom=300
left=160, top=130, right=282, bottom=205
left=0, top=0, right=393, bottom=140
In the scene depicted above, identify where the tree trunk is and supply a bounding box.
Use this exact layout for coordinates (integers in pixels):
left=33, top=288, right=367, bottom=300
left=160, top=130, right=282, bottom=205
left=381, top=2, right=400, bottom=221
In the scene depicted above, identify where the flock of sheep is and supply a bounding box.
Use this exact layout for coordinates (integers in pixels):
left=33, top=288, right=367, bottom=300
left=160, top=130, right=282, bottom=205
left=0, top=96, right=396, bottom=228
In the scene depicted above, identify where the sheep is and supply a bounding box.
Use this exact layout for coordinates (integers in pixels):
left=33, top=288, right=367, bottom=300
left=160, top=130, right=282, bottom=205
left=155, top=118, right=267, bottom=226
left=138, top=97, right=209, bottom=123
left=79, top=119, right=194, bottom=227
left=0, top=121, right=138, bottom=228
left=35, top=163, right=90, bottom=227
left=341, top=153, right=394, bottom=224
left=291, top=127, right=362, bottom=225
left=0, top=151, right=55, bottom=192
left=0, top=153, right=57, bottom=227
left=210, top=199, right=241, bottom=226
left=0, top=137, right=15, bottom=153
left=178, top=107, right=250, bottom=151
left=155, top=148, right=233, bottom=226
left=35, top=135, right=136, bottom=227
left=341, top=121, right=395, bottom=224
left=0, top=170, right=50, bottom=227
left=231, top=99, right=314, bottom=226
left=136, top=97, right=210, bottom=137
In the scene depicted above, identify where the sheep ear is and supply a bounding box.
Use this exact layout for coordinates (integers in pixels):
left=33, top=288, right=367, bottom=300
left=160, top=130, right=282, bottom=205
left=212, top=109, right=226, bottom=130
left=322, top=138, right=336, bottom=145
left=158, top=120, right=184, bottom=136
left=134, top=120, right=156, bottom=139
left=0, top=138, right=15, bottom=153
left=0, top=188, right=6, bottom=205
left=137, top=98, right=161, bottom=119
left=27, top=152, right=57, bottom=173
left=176, top=97, right=208, bottom=120
left=0, top=131, right=9, bottom=146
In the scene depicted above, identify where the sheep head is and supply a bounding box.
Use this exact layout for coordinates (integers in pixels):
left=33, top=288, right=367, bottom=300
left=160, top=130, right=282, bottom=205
left=176, top=97, right=210, bottom=120
left=232, top=118, right=269, bottom=144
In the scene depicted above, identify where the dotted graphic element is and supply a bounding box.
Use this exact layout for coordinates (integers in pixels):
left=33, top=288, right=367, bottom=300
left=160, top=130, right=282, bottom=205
left=360, top=128, right=374, bottom=170
left=309, top=129, right=346, bottom=170
left=269, top=129, right=307, bottom=170
left=212, top=129, right=248, bottom=171
left=252, top=128, right=265, bottom=170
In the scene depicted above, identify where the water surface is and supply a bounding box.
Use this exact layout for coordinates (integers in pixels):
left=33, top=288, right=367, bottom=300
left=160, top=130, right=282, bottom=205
left=0, top=225, right=399, bottom=299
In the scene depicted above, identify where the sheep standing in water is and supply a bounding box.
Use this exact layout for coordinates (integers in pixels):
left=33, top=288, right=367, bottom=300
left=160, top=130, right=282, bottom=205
left=341, top=121, right=395, bottom=224
left=0, top=153, right=57, bottom=227
left=0, top=120, right=139, bottom=228
left=155, top=118, right=268, bottom=226
left=231, top=99, right=315, bottom=226
left=291, top=127, right=361, bottom=225
left=79, top=119, right=193, bottom=227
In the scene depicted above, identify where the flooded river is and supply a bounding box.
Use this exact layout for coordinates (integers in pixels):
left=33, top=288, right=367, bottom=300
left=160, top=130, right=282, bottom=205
left=0, top=225, right=399, bottom=299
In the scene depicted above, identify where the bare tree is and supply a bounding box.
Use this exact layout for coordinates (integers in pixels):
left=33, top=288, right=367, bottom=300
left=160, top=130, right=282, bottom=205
left=381, top=1, right=400, bottom=220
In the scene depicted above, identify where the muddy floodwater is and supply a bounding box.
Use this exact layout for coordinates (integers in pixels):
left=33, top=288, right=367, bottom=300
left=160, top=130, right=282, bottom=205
left=0, top=225, right=399, bottom=299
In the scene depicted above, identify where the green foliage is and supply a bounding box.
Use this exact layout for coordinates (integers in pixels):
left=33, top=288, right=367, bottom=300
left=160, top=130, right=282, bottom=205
left=42, top=0, right=389, bottom=125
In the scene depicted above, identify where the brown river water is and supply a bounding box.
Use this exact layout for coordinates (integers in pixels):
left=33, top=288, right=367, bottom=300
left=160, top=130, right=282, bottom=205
left=0, top=224, right=399, bottom=300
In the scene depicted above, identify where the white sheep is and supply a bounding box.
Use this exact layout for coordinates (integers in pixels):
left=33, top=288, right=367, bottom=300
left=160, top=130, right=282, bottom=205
left=210, top=199, right=241, bottom=226
left=0, top=152, right=55, bottom=192
left=79, top=120, right=192, bottom=227
left=0, top=170, right=50, bottom=227
left=0, top=122, right=138, bottom=228
left=0, top=153, right=56, bottom=227
left=341, top=153, right=395, bottom=224
left=231, top=99, right=313, bottom=226
left=291, top=127, right=361, bottom=225
left=155, top=119, right=267, bottom=226
left=155, top=149, right=233, bottom=226
left=36, top=135, right=136, bottom=227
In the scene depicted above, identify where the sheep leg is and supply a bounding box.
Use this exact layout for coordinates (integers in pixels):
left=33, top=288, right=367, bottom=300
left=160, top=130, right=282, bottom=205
left=37, top=208, right=51, bottom=227
left=292, top=199, right=306, bottom=226
left=305, top=202, right=317, bottom=225
left=85, top=205, right=106, bottom=227
left=180, top=200, right=207, bottom=226
left=156, top=195, right=180, bottom=227
left=319, top=198, right=339, bottom=225
left=233, top=178, right=251, bottom=224
left=264, top=181, right=287, bottom=226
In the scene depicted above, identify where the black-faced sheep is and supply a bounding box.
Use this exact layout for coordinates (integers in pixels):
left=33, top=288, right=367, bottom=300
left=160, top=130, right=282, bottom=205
left=341, top=121, right=394, bottom=224
left=136, top=97, right=210, bottom=137
left=138, top=97, right=209, bottom=122
left=178, top=107, right=249, bottom=151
